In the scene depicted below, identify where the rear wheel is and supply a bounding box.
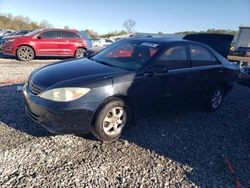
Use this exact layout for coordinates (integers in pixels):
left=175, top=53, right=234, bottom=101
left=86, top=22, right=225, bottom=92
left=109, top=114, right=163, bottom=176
left=16, top=46, right=35, bottom=61
left=91, top=99, right=131, bottom=142
left=206, top=88, right=224, bottom=111
left=75, top=48, right=86, bottom=58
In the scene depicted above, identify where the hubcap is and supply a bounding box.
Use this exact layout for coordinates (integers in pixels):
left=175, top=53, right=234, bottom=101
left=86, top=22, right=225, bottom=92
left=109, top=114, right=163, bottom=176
left=76, top=49, right=85, bottom=58
left=19, top=47, right=33, bottom=60
left=103, top=107, right=126, bottom=136
left=211, top=90, right=223, bottom=109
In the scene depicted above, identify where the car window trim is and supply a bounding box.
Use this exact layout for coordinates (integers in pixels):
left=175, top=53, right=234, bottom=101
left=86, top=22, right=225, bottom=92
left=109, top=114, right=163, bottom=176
left=153, top=64, right=223, bottom=76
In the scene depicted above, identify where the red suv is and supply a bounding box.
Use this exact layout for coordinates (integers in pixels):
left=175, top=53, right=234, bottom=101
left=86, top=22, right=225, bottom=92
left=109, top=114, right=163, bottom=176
left=1, top=28, right=88, bottom=61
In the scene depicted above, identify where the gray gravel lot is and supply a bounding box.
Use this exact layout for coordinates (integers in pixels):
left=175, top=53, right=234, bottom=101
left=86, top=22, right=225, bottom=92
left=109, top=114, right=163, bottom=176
left=0, top=55, right=250, bottom=187
left=0, top=54, right=64, bottom=84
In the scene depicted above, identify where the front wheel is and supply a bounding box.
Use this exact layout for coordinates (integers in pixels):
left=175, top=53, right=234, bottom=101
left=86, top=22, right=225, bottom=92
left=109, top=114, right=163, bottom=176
left=16, top=46, right=35, bottom=61
left=75, top=48, right=86, bottom=58
left=91, top=99, right=131, bottom=142
left=206, top=88, right=224, bottom=111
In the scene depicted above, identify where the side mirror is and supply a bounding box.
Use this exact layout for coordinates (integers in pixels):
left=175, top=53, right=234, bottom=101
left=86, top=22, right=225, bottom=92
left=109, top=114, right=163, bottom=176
left=37, top=35, right=43, bottom=39
left=148, top=64, right=169, bottom=75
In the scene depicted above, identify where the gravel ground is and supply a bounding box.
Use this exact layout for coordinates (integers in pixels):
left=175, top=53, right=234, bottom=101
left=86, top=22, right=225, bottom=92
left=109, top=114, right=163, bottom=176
left=0, top=55, right=250, bottom=187
left=0, top=54, right=63, bottom=84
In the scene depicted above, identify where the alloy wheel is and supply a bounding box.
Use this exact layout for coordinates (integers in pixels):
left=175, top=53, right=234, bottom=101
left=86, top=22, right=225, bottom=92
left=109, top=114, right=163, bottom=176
left=103, top=107, right=126, bottom=136
left=18, top=46, right=34, bottom=61
left=75, top=49, right=86, bottom=58
left=211, top=90, right=223, bottom=109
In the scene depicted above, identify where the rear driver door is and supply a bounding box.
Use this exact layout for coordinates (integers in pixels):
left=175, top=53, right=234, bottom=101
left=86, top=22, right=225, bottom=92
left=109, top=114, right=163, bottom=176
left=58, top=31, right=81, bottom=56
left=188, top=44, right=223, bottom=94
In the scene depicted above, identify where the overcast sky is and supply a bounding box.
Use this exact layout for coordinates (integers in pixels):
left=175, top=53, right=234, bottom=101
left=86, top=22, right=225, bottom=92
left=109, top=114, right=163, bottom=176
left=0, top=0, right=249, bottom=34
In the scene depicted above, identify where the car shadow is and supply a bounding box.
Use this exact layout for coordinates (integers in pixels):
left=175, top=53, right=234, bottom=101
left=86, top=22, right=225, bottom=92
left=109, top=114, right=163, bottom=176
left=0, top=53, right=71, bottom=61
left=1, top=84, right=250, bottom=186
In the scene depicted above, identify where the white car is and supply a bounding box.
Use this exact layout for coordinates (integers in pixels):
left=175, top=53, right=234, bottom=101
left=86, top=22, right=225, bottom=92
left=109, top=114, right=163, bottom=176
left=92, top=38, right=114, bottom=47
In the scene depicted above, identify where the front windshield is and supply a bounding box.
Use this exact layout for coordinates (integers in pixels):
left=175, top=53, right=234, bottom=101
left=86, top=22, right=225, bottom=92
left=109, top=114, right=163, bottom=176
left=92, top=40, right=161, bottom=71
left=24, top=29, right=43, bottom=36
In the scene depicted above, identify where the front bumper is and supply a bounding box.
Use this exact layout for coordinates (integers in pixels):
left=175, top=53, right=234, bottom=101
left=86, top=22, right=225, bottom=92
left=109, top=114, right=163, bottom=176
left=23, top=84, right=100, bottom=134
left=1, top=44, right=15, bottom=55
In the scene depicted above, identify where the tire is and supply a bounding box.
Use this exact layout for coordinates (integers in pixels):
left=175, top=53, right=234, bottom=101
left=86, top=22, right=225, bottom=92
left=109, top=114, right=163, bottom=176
left=90, top=98, right=131, bottom=142
left=75, top=48, right=86, bottom=58
left=205, top=87, right=224, bottom=112
left=16, top=46, right=35, bottom=61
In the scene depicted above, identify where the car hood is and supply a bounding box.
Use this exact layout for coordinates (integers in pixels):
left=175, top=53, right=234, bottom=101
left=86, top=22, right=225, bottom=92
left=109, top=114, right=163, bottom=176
left=30, top=58, right=129, bottom=91
left=184, top=34, right=234, bottom=58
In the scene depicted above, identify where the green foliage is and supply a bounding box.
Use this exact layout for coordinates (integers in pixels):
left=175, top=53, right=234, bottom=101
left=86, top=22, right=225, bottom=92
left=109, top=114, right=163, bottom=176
left=175, top=29, right=238, bottom=36
left=99, top=30, right=127, bottom=38
left=0, top=13, right=53, bottom=30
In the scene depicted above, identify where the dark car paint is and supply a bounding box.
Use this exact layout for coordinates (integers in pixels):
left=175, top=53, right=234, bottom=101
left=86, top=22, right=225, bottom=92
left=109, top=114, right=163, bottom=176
left=23, top=38, right=239, bottom=134
left=31, top=59, right=128, bottom=91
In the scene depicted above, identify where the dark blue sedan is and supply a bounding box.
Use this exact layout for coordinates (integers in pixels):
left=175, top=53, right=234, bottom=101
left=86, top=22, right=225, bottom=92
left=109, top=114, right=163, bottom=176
left=23, top=37, right=239, bottom=141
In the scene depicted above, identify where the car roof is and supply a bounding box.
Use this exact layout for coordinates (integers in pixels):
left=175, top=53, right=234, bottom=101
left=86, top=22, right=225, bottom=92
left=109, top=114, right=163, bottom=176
left=40, top=28, right=79, bottom=33
left=124, top=36, right=204, bottom=46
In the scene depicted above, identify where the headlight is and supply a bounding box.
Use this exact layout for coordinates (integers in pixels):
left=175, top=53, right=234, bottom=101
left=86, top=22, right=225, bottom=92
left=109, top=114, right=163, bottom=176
left=4, top=39, right=15, bottom=43
left=39, top=87, right=91, bottom=102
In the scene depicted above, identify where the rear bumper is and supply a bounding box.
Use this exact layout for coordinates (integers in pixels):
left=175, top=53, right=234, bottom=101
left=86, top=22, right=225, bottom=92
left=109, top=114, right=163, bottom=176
left=23, top=84, right=100, bottom=134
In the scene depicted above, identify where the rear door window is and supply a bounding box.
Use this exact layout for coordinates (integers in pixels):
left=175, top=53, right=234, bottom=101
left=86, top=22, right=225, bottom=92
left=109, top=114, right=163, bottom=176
left=155, top=45, right=188, bottom=70
left=61, top=31, right=80, bottom=39
left=189, top=45, right=219, bottom=66
left=40, top=31, right=59, bottom=39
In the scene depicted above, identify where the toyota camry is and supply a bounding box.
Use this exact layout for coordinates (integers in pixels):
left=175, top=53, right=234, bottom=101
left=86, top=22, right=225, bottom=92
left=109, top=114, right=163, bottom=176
left=23, top=37, right=239, bottom=141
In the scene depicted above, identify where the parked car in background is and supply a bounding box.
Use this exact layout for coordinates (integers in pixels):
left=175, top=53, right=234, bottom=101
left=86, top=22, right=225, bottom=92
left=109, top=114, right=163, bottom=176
left=23, top=37, right=239, bottom=142
left=1, top=28, right=88, bottom=61
left=87, top=46, right=106, bottom=57
left=0, top=29, right=14, bottom=37
left=93, top=38, right=114, bottom=47
left=231, top=46, right=250, bottom=60
left=0, top=30, right=33, bottom=52
left=8, top=29, right=33, bottom=36
left=80, top=30, right=93, bottom=49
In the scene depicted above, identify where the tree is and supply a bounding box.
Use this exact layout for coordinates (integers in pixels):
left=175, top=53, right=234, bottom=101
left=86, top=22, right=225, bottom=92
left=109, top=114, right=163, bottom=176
left=85, top=29, right=98, bottom=39
left=64, top=25, right=70, bottom=29
left=123, top=19, right=136, bottom=34
left=39, top=19, right=53, bottom=28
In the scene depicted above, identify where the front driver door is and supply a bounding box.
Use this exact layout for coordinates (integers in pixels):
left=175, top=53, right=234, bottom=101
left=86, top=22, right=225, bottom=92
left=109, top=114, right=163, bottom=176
left=130, top=44, right=191, bottom=118
left=150, top=44, right=191, bottom=99
left=34, top=30, right=60, bottom=56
